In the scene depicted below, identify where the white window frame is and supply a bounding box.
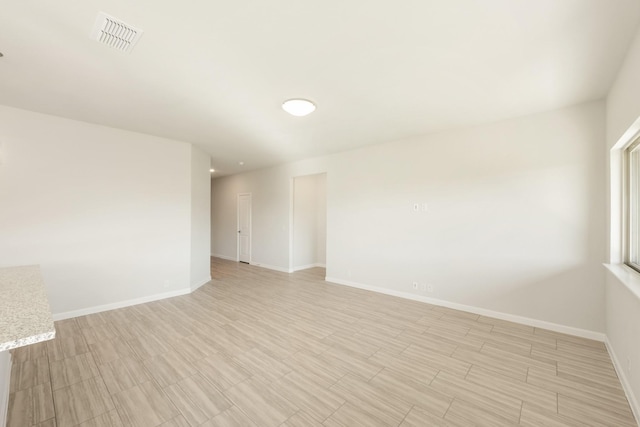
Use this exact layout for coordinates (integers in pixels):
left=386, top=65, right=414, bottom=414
left=625, top=137, right=640, bottom=272
left=610, top=118, right=640, bottom=268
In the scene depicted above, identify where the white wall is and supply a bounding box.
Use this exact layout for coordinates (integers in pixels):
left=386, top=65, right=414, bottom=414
left=327, top=101, right=606, bottom=333
left=211, top=101, right=606, bottom=333
left=293, top=173, right=326, bottom=270
left=0, top=105, right=210, bottom=316
left=605, top=24, right=640, bottom=421
left=605, top=269, right=640, bottom=420
left=190, top=145, right=212, bottom=290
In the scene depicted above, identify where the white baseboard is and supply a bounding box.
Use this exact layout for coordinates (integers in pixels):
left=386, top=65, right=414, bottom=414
left=250, top=262, right=292, bottom=273
left=324, top=277, right=606, bottom=342
left=213, top=255, right=302, bottom=274
left=293, top=263, right=326, bottom=272
left=52, top=288, right=191, bottom=321
left=191, top=276, right=212, bottom=292
left=0, top=351, right=11, bottom=427
left=211, top=253, right=237, bottom=261
left=605, top=338, right=640, bottom=426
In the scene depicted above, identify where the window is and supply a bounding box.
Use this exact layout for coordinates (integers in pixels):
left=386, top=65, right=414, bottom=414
left=626, top=137, right=640, bottom=271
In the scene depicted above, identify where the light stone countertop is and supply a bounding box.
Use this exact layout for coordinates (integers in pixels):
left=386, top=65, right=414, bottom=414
left=0, top=265, right=56, bottom=352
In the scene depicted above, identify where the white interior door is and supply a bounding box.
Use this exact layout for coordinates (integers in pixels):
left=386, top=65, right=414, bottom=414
left=237, top=193, right=251, bottom=263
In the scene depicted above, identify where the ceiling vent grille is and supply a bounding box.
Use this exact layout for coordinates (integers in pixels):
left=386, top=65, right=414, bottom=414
left=91, top=12, right=143, bottom=53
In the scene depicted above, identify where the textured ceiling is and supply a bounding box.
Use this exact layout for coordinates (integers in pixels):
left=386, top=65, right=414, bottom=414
left=1, top=1, right=639, bottom=175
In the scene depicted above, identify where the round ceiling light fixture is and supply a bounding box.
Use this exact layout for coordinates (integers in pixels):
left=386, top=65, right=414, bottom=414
left=282, top=99, right=316, bottom=117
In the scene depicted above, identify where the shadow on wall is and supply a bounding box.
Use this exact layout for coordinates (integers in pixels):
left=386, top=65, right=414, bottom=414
left=485, top=265, right=604, bottom=331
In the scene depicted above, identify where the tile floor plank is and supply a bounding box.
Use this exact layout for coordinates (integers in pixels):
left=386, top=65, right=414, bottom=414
left=330, top=373, right=412, bottom=425
left=164, top=373, right=232, bottom=425
left=53, top=377, right=114, bottom=427
left=321, top=402, right=389, bottom=427
left=465, top=365, right=557, bottom=412
left=431, top=371, right=523, bottom=423
left=271, top=371, right=345, bottom=422
left=111, top=381, right=178, bottom=427
left=7, top=382, right=55, bottom=427
left=558, top=394, right=637, bottom=427
left=158, top=415, right=191, bottom=427
left=223, top=378, right=298, bottom=427
left=281, top=411, right=324, bottom=427
left=444, top=398, right=520, bottom=427
left=76, top=410, right=124, bottom=427
left=368, top=368, right=452, bottom=417
left=399, top=405, right=456, bottom=427
left=519, top=402, right=586, bottom=427
left=98, top=356, right=150, bottom=395
left=199, top=405, right=257, bottom=427
left=12, top=356, right=50, bottom=392
left=143, top=350, right=197, bottom=388
left=50, top=353, right=100, bottom=391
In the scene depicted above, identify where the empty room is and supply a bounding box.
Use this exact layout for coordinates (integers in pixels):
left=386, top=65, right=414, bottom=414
left=1, top=1, right=640, bottom=426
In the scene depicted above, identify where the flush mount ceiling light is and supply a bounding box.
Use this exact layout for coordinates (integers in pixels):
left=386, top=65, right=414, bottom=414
left=210, top=168, right=215, bottom=173
left=282, top=99, right=316, bottom=117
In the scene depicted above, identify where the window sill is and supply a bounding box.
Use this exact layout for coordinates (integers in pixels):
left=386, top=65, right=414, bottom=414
left=604, top=263, right=640, bottom=301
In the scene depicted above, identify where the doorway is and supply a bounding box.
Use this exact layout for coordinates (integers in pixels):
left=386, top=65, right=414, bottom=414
left=237, top=193, right=251, bottom=263
left=291, top=173, right=327, bottom=271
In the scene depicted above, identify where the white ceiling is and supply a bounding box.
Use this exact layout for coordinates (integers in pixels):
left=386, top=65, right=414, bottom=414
left=1, top=1, right=639, bottom=175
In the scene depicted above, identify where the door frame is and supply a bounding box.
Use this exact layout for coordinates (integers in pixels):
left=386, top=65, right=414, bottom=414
left=288, top=179, right=295, bottom=272
left=237, top=192, right=252, bottom=263
left=289, top=173, right=328, bottom=273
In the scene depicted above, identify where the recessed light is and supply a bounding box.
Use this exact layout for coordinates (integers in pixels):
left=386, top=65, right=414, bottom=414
left=239, top=161, right=245, bottom=166
left=282, top=99, right=316, bottom=117
left=210, top=168, right=215, bottom=173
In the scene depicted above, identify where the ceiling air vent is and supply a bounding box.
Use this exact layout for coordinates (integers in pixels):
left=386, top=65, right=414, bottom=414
left=91, top=12, right=143, bottom=53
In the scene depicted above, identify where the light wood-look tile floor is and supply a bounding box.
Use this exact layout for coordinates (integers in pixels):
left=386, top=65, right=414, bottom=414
left=8, top=258, right=638, bottom=426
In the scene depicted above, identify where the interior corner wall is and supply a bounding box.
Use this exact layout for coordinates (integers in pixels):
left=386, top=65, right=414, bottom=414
left=0, top=105, right=194, bottom=315
left=190, top=145, right=212, bottom=290
left=293, top=175, right=318, bottom=269
left=605, top=23, right=640, bottom=419
left=293, top=173, right=326, bottom=270
left=316, top=174, right=327, bottom=267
